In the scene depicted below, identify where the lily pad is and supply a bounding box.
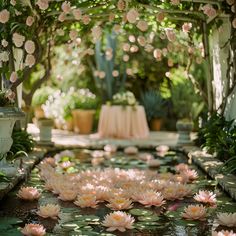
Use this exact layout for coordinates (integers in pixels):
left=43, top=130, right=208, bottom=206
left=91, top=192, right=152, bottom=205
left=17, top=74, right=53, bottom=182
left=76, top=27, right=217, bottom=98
left=138, top=215, right=160, bottom=222
left=174, top=219, right=200, bottom=227
left=129, top=209, right=154, bottom=216
left=74, top=215, right=100, bottom=222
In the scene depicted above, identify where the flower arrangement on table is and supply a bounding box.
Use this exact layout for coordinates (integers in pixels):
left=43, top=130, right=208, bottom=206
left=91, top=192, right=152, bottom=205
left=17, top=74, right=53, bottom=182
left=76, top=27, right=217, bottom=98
left=111, top=91, right=138, bottom=107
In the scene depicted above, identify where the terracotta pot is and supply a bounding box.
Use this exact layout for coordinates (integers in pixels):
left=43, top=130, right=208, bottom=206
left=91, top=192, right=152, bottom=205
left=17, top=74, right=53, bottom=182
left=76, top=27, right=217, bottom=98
left=34, top=106, right=45, bottom=119
left=63, top=118, right=74, bottom=131
left=72, top=109, right=95, bottom=134
left=150, top=118, right=162, bottom=131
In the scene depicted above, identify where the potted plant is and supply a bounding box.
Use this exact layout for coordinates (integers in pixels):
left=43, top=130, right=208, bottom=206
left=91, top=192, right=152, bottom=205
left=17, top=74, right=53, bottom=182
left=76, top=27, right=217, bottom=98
left=141, top=90, right=166, bottom=131
left=111, top=91, right=138, bottom=107
left=0, top=90, right=25, bottom=157
left=71, top=89, right=98, bottom=134
left=31, top=86, right=55, bottom=119
left=171, top=81, right=204, bottom=145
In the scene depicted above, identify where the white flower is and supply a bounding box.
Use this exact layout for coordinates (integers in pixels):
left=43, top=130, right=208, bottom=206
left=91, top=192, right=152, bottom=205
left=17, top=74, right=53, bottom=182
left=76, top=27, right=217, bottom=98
left=25, top=54, right=36, bottom=68
left=123, top=54, right=129, bottom=62
left=1, top=39, right=8, bottom=47
left=25, top=40, right=35, bottom=54
left=0, top=51, right=9, bottom=62
left=0, top=9, right=10, bottom=24
left=61, top=1, right=71, bottom=13
left=99, top=71, right=106, bottom=79
left=26, top=16, right=34, bottom=26
left=58, top=12, right=66, bottom=22
left=130, top=45, right=139, bottom=53
left=137, top=20, right=148, bottom=32
left=126, top=68, right=133, bottom=76
left=10, top=72, right=18, bottom=83
left=153, top=48, right=162, bottom=59
left=73, top=9, right=82, bottom=20
left=127, top=9, right=139, bottom=24
left=216, top=213, right=236, bottom=227
left=112, top=70, right=119, bottom=77
left=12, top=33, right=25, bottom=47
left=36, top=0, right=49, bottom=10
left=10, top=0, right=16, bottom=5
left=69, top=30, right=77, bottom=41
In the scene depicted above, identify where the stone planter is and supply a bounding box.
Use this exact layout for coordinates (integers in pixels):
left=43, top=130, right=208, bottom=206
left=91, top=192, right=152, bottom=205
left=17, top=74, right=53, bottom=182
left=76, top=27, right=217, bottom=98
left=176, top=120, right=193, bottom=145
left=0, top=107, right=25, bottom=156
left=72, top=109, right=95, bottom=134
left=150, top=118, right=162, bottom=131
left=37, top=118, right=54, bottom=142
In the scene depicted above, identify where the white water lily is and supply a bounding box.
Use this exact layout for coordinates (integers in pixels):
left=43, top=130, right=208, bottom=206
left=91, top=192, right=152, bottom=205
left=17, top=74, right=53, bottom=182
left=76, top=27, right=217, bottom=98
left=216, top=213, right=236, bottom=227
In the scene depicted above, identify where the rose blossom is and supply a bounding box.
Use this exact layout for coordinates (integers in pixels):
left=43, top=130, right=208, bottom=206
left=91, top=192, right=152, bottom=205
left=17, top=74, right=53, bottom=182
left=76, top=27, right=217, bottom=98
left=26, top=16, right=34, bottom=26
left=166, top=28, right=176, bottom=42
left=156, top=12, right=165, bottom=22
left=1, top=39, right=8, bottom=47
left=0, top=51, right=9, bottom=62
left=12, top=33, right=25, bottom=47
left=171, top=0, right=180, bottom=5
left=202, top=4, right=217, bottom=18
left=21, top=223, right=46, bottom=236
left=137, top=36, right=146, bottom=46
left=117, top=0, right=125, bottom=11
left=126, top=9, right=139, bottom=24
left=25, top=54, right=36, bottom=68
left=10, top=72, right=17, bottom=83
left=61, top=1, right=71, bottom=13
left=82, top=15, right=91, bottom=25
left=137, top=20, right=148, bottom=32
left=0, top=9, right=10, bottom=24
left=112, top=70, right=119, bottom=78
left=36, top=0, right=49, bottom=11
left=69, top=30, right=77, bottom=41
left=182, top=23, right=192, bottom=33
left=123, top=54, right=129, bottom=62
left=25, top=40, right=35, bottom=54
left=58, top=12, right=66, bottom=22
left=232, top=18, right=236, bottom=29
left=73, top=9, right=82, bottom=20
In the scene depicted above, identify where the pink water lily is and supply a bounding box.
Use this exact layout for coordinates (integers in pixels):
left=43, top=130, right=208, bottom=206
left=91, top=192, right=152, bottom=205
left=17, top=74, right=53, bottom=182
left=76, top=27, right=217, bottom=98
left=194, top=190, right=216, bottom=205
left=102, top=211, right=135, bottom=232
left=216, top=212, right=236, bottom=227
left=21, top=223, right=46, bottom=236
left=37, top=204, right=60, bottom=219
left=17, top=187, right=41, bottom=201
left=106, top=197, right=133, bottom=210
left=182, top=204, right=207, bottom=221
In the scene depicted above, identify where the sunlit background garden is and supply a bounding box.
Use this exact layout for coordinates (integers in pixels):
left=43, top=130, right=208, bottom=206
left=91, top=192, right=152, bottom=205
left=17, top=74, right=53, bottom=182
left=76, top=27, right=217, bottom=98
left=0, top=0, right=236, bottom=235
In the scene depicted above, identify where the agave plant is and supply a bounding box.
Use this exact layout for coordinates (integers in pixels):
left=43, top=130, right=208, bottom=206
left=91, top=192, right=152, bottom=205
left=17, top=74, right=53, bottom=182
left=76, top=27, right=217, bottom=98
left=140, top=90, right=167, bottom=122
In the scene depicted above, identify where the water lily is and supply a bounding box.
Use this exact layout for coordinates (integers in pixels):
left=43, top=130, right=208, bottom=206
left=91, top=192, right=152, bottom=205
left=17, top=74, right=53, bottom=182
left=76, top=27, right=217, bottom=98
left=102, top=211, right=135, bottom=232
left=182, top=204, right=207, bottom=221
left=21, top=223, right=46, bottom=236
left=58, top=189, right=77, bottom=201
left=216, top=213, right=236, bottom=227
left=138, top=191, right=165, bottom=207
left=124, top=146, right=138, bottom=155
left=17, top=187, right=41, bottom=201
left=194, top=190, right=216, bottom=206
left=37, top=204, right=60, bottom=219
left=212, top=230, right=236, bottom=236
left=106, top=197, right=133, bottom=210
left=74, top=194, right=98, bottom=208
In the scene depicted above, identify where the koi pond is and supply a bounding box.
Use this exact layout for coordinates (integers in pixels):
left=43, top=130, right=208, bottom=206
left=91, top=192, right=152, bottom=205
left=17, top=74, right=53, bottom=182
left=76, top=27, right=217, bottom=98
left=0, top=147, right=236, bottom=236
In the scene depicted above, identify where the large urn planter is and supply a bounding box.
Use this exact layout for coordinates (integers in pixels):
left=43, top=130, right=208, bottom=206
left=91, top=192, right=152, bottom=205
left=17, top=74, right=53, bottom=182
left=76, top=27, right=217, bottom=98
left=0, top=107, right=25, bottom=157
left=72, top=109, right=95, bottom=134
left=176, top=119, right=193, bottom=145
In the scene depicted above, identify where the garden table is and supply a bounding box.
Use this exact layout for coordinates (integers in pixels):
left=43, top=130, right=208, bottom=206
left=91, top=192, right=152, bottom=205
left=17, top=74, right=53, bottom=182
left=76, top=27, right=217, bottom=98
left=98, top=105, right=149, bottom=138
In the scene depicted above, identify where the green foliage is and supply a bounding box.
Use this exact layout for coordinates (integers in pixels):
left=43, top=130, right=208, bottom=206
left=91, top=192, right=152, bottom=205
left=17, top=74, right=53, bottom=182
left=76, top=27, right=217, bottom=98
left=94, top=32, right=126, bottom=102
left=31, top=86, right=55, bottom=107
left=196, top=113, right=236, bottom=162
left=140, top=90, right=167, bottom=121
left=171, top=79, right=204, bottom=121
left=10, top=129, right=35, bottom=155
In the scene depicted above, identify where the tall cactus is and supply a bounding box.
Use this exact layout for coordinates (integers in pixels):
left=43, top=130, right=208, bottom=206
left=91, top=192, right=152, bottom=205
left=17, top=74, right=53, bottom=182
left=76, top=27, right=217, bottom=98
left=93, top=32, right=127, bottom=102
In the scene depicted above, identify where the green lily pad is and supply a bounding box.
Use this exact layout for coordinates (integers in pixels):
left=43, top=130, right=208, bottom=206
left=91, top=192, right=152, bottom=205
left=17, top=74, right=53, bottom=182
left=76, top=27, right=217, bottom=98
left=62, top=208, right=80, bottom=213
left=74, top=215, right=100, bottom=222
left=129, top=209, right=154, bottom=216
left=61, top=221, right=88, bottom=229
left=174, top=219, right=200, bottom=227
left=138, top=215, right=160, bottom=222
left=0, top=217, right=22, bottom=225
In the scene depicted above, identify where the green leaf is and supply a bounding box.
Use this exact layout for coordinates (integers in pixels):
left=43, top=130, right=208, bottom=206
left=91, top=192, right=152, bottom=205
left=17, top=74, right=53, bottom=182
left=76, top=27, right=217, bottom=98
left=129, top=209, right=154, bottom=216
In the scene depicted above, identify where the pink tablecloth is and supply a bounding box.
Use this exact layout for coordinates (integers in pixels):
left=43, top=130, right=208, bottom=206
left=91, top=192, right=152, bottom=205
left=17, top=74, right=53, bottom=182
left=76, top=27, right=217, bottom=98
left=98, top=105, right=149, bottom=139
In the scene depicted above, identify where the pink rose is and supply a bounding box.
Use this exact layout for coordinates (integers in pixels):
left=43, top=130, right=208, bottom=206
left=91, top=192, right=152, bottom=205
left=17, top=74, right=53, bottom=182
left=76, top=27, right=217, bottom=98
left=61, top=1, right=71, bottom=14
left=10, top=72, right=17, bottom=83
left=0, top=9, right=10, bottom=24
left=73, top=9, right=82, bottom=20
left=24, top=40, right=35, bottom=54
left=25, top=54, right=36, bottom=68
left=36, top=0, right=49, bottom=10
left=182, top=23, right=192, bottom=33
left=26, top=16, right=34, bottom=26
